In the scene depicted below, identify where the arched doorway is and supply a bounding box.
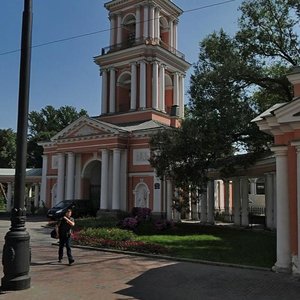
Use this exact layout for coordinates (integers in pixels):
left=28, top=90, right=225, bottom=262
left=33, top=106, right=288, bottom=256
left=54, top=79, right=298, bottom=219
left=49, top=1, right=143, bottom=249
left=82, top=160, right=101, bottom=212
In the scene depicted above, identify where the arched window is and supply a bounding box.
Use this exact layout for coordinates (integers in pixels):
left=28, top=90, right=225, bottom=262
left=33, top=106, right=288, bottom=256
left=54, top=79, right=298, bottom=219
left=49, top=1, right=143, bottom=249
left=117, top=71, right=131, bottom=112
left=160, top=17, right=169, bottom=46
left=122, top=14, right=136, bottom=47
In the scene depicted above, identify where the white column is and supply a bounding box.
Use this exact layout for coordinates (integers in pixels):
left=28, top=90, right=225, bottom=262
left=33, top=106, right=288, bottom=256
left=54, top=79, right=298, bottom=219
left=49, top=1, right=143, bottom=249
left=173, top=72, right=179, bottom=106
left=139, top=61, right=146, bottom=109
left=101, top=69, right=108, bottom=114
left=66, top=152, right=75, bottom=200
left=74, top=154, right=81, bottom=199
left=166, top=180, right=173, bottom=220
left=265, top=173, right=275, bottom=229
left=120, top=150, right=128, bottom=211
left=232, top=177, right=241, bottom=226
left=112, top=149, right=121, bottom=210
left=169, top=19, right=174, bottom=48
left=241, top=177, right=249, bottom=227
left=143, top=5, right=149, bottom=38
left=116, top=14, right=122, bottom=45
left=34, top=183, right=39, bottom=208
left=179, top=74, right=185, bottom=117
left=173, top=19, right=178, bottom=49
left=207, top=180, right=215, bottom=224
left=6, top=182, right=12, bottom=212
left=135, top=6, right=141, bottom=40
left=294, top=144, right=300, bottom=274
left=57, top=153, right=65, bottom=204
left=200, top=189, right=207, bottom=223
left=40, top=154, right=48, bottom=206
left=271, top=146, right=290, bottom=272
left=100, top=149, right=109, bottom=210
left=154, top=8, right=160, bottom=40
left=109, top=68, right=116, bottom=113
left=109, top=13, right=116, bottom=46
left=224, top=180, right=230, bottom=221
left=152, top=61, right=159, bottom=110
left=249, top=178, right=257, bottom=195
left=159, top=64, right=165, bottom=112
left=149, top=5, right=155, bottom=39
left=130, top=63, right=137, bottom=110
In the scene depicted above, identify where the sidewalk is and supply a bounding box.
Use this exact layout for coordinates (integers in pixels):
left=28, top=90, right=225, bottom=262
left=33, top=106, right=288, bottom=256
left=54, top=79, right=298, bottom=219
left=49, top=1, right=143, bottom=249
left=1, top=217, right=300, bottom=299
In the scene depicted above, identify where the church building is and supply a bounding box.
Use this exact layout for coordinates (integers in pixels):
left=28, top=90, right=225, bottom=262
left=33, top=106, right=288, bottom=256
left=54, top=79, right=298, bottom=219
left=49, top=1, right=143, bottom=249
left=39, top=0, right=190, bottom=217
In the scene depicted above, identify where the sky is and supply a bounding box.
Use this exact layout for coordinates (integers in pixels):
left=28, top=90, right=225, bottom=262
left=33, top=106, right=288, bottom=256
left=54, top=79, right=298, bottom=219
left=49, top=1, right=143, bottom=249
left=0, top=0, right=243, bottom=130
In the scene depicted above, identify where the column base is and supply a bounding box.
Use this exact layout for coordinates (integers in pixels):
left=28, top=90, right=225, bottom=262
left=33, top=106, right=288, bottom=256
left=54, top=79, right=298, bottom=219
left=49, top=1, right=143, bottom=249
left=272, top=263, right=291, bottom=273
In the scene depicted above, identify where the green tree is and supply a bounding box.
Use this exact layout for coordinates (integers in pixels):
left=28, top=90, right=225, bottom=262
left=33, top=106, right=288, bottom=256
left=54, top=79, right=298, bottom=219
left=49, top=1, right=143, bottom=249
left=0, top=129, right=16, bottom=168
left=150, top=0, right=299, bottom=200
left=27, top=105, right=88, bottom=167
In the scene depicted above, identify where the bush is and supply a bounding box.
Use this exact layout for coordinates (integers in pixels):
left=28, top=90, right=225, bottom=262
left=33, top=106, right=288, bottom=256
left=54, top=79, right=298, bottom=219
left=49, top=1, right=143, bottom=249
left=120, top=217, right=139, bottom=230
left=73, top=231, right=169, bottom=255
left=75, top=216, right=119, bottom=230
left=154, top=219, right=175, bottom=231
left=131, top=207, right=151, bottom=221
left=77, top=227, right=136, bottom=241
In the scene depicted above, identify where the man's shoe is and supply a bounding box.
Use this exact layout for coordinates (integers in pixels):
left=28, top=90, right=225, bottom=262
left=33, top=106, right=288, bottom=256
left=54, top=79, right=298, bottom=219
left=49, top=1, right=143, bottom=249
left=69, top=259, right=75, bottom=265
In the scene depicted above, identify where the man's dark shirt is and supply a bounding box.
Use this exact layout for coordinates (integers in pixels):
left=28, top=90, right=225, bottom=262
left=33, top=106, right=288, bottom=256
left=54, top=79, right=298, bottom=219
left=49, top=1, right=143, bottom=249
left=58, top=217, right=74, bottom=238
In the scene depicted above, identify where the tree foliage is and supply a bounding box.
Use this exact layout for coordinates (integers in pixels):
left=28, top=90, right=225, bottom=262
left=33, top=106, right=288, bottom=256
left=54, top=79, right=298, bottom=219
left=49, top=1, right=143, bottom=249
left=27, top=105, right=88, bottom=167
left=0, top=129, right=16, bottom=168
left=150, top=0, right=299, bottom=193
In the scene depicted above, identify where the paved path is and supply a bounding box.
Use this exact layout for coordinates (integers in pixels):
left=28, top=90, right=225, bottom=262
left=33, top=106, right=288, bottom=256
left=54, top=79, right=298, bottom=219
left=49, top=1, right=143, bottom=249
left=0, top=217, right=300, bottom=299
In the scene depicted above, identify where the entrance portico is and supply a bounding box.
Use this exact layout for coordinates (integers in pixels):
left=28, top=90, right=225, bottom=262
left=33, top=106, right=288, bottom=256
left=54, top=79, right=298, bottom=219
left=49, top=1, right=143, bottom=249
left=253, top=66, right=300, bottom=274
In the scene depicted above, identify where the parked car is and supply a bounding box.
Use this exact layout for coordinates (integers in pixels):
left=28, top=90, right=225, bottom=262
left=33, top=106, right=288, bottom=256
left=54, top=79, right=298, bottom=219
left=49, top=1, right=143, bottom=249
left=47, top=199, right=94, bottom=220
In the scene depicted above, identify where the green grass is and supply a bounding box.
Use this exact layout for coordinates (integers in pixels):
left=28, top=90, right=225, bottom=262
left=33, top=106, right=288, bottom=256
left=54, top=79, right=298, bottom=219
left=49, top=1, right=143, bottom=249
left=136, top=227, right=276, bottom=268
left=75, top=218, right=276, bottom=268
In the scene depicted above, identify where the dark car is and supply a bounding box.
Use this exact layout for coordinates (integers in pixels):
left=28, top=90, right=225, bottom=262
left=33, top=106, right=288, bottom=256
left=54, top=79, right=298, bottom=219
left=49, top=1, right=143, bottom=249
left=47, top=199, right=94, bottom=220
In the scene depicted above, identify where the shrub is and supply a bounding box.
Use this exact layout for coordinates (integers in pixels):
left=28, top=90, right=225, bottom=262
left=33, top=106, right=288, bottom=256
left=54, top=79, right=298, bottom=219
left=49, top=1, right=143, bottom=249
left=77, top=227, right=135, bottom=241
left=154, top=219, right=175, bottom=231
left=120, top=217, right=139, bottom=230
left=131, top=207, right=152, bottom=221
left=72, top=231, right=169, bottom=255
left=75, top=216, right=119, bottom=230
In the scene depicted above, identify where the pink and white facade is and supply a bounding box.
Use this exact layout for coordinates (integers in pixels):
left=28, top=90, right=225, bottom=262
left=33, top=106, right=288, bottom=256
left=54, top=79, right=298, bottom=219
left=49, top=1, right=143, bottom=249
left=39, top=0, right=190, bottom=218
left=254, top=66, right=300, bottom=274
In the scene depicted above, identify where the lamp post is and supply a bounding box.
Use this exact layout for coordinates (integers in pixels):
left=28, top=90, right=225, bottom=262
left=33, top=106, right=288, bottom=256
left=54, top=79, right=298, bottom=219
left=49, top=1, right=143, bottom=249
left=1, top=0, right=33, bottom=291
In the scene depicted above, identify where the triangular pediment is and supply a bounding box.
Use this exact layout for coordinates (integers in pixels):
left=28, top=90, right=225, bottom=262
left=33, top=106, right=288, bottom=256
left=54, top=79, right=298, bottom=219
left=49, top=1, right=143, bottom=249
left=275, top=98, right=300, bottom=123
left=51, top=116, right=126, bottom=141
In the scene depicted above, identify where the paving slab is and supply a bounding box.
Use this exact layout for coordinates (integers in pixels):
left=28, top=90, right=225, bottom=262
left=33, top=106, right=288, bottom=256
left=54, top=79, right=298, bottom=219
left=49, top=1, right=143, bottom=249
left=0, top=217, right=300, bottom=300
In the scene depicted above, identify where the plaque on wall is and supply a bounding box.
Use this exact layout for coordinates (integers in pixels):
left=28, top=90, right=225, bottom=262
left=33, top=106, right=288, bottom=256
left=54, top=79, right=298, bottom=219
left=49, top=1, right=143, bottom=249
left=133, top=149, right=150, bottom=165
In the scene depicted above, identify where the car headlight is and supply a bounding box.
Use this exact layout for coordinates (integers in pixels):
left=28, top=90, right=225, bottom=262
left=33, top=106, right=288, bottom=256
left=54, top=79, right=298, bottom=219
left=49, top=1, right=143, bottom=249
left=56, top=209, right=62, bottom=214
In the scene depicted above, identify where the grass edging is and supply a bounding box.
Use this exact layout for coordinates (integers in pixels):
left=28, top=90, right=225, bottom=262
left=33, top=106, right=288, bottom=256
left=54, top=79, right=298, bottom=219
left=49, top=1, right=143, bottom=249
left=52, top=242, right=272, bottom=273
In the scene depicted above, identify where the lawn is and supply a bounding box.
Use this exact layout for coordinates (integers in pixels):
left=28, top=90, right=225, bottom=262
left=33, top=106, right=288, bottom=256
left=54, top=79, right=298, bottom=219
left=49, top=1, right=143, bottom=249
left=74, top=218, right=276, bottom=268
left=135, top=223, right=276, bottom=268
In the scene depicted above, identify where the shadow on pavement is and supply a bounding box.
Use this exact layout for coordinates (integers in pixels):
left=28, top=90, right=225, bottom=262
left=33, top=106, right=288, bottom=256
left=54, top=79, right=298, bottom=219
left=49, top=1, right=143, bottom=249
left=116, top=262, right=300, bottom=300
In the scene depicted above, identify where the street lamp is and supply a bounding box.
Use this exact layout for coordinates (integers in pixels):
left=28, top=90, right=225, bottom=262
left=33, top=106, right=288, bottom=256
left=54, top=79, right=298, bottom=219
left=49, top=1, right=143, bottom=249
left=1, top=0, right=33, bottom=291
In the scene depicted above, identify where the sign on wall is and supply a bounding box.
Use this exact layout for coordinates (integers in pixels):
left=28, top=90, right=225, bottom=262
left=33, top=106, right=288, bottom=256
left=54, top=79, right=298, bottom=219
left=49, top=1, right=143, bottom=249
left=133, top=149, right=150, bottom=165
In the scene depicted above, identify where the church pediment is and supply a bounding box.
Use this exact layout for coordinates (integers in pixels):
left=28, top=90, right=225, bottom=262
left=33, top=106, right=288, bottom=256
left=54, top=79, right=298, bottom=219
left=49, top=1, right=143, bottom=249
left=276, top=99, right=300, bottom=124
left=51, top=116, right=125, bottom=141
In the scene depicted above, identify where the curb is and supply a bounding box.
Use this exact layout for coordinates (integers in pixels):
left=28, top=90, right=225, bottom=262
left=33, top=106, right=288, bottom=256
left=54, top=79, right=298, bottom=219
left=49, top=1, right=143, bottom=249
left=52, top=242, right=271, bottom=273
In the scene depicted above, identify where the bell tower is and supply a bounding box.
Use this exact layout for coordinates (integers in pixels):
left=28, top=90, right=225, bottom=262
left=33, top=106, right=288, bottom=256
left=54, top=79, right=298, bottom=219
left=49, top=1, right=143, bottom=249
left=94, top=0, right=190, bottom=126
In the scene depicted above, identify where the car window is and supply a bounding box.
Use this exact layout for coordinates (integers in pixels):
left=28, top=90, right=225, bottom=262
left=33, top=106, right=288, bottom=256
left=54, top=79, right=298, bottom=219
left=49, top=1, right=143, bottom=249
left=53, top=200, right=72, bottom=209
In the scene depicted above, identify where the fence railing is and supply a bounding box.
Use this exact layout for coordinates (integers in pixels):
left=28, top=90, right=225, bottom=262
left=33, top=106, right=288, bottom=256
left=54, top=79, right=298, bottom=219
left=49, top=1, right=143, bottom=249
left=100, top=37, right=185, bottom=60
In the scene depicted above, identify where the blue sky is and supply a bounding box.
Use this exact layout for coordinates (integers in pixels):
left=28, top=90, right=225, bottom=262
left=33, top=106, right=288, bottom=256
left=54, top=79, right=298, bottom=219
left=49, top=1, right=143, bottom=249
left=0, top=0, right=243, bottom=130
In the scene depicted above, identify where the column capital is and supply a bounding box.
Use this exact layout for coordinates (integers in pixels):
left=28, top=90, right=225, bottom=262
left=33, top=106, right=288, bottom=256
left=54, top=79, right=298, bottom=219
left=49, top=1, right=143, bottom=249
left=291, top=140, right=300, bottom=150
left=271, top=145, right=288, bottom=156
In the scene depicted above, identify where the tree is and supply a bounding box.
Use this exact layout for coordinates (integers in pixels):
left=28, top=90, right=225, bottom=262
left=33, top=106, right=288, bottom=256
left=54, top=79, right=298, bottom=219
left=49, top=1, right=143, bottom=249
left=0, top=129, right=16, bottom=168
left=27, top=105, right=88, bottom=167
left=150, top=0, right=299, bottom=200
